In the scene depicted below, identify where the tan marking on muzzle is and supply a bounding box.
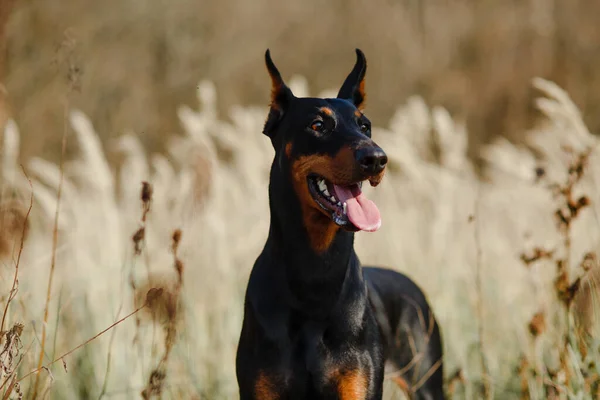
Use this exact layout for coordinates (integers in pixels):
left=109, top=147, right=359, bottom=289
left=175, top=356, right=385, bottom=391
left=368, top=168, right=385, bottom=187
left=290, top=147, right=357, bottom=253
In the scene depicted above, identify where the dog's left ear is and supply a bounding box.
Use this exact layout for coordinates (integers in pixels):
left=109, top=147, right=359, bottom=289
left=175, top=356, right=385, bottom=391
left=337, top=49, right=367, bottom=109
left=263, top=49, right=294, bottom=139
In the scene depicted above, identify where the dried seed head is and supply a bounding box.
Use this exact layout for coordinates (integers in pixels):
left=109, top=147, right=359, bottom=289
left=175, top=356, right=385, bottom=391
left=555, top=273, right=580, bottom=307
left=568, top=151, right=589, bottom=182
left=528, top=311, right=546, bottom=337
left=12, top=323, right=23, bottom=337
left=534, top=167, right=545, bottom=179
left=520, top=247, right=555, bottom=266
left=141, top=367, right=167, bottom=399
left=137, top=276, right=182, bottom=324
left=145, top=287, right=164, bottom=308
left=0, top=322, right=25, bottom=394
left=578, top=196, right=590, bottom=208
left=172, top=229, right=182, bottom=253
left=141, top=181, right=153, bottom=203
left=132, top=227, right=145, bottom=255
left=139, top=182, right=153, bottom=223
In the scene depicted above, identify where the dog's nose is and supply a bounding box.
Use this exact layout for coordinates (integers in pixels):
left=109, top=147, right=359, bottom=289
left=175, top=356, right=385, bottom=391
left=355, top=147, right=388, bottom=175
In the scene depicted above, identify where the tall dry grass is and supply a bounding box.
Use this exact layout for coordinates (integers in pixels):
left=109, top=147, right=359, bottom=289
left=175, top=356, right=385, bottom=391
left=0, top=75, right=599, bottom=399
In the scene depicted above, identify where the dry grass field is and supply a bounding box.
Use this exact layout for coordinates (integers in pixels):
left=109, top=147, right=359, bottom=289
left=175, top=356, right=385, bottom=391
left=1, top=76, right=599, bottom=399
left=1, top=1, right=600, bottom=399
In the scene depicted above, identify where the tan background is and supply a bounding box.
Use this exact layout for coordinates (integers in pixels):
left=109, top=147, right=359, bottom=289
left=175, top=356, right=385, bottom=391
left=2, top=0, right=600, bottom=164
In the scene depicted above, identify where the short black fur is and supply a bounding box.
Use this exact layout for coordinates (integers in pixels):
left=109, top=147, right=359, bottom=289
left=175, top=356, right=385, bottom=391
left=236, top=49, right=446, bottom=400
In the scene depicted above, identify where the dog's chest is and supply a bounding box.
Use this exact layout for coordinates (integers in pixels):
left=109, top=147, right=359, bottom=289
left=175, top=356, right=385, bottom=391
left=268, top=320, right=380, bottom=399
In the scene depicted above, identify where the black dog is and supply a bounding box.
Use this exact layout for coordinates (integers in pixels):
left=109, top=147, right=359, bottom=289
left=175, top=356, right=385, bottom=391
left=236, top=49, right=445, bottom=400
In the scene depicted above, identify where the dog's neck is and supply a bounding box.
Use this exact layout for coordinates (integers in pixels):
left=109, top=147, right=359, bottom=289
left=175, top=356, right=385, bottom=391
left=263, top=164, right=361, bottom=317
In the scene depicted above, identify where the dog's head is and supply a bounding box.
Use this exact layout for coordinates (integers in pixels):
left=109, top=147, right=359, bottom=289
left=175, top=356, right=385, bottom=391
left=264, top=49, right=387, bottom=249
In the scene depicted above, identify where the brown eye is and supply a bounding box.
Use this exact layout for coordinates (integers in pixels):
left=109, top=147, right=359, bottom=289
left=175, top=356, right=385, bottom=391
left=360, top=123, right=370, bottom=133
left=311, top=120, right=324, bottom=132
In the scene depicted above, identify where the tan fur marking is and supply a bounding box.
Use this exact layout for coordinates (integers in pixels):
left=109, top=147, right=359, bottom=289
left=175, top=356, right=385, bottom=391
left=354, top=110, right=363, bottom=118
left=368, top=168, right=385, bottom=187
left=320, top=106, right=334, bottom=116
left=254, top=371, right=279, bottom=400
left=291, top=147, right=357, bottom=188
left=269, top=75, right=283, bottom=109
left=302, top=203, right=340, bottom=254
left=336, top=369, right=369, bottom=399
left=290, top=147, right=358, bottom=253
left=290, top=162, right=339, bottom=253
left=357, top=79, right=366, bottom=109
left=285, top=142, right=292, bottom=158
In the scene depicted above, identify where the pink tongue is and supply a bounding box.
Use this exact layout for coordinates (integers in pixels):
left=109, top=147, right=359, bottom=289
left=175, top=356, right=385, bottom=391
left=332, top=184, right=381, bottom=232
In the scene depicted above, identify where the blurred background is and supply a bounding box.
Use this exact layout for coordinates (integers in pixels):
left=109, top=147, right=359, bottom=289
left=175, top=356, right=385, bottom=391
left=1, top=1, right=600, bottom=399
left=2, top=0, right=600, bottom=164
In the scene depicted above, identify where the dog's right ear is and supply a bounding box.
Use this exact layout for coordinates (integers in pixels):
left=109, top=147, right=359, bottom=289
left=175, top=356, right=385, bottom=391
left=263, top=49, right=294, bottom=138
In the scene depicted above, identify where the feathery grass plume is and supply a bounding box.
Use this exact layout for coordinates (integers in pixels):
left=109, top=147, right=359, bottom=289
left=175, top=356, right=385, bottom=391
left=514, top=78, right=600, bottom=399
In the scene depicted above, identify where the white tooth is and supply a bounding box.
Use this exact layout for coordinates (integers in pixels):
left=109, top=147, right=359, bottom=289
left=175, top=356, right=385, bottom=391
left=323, top=188, right=330, bottom=197
left=343, top=202, right=347, bottom=214
left=330, top=196, right=336, bottom=203
left=318, top=180, right=327, bottom=191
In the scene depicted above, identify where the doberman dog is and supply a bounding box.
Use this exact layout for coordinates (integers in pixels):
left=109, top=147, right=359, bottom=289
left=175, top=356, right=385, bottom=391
left=236, top=49, right=445, bottom=400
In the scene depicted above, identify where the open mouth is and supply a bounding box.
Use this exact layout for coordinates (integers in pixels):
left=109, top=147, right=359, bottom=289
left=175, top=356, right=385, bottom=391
left=307, top=175, right=381, bottom=232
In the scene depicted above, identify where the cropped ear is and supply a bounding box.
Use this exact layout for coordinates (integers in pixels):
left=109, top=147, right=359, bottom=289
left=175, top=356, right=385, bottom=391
left=337, top=49, right=367, bottom=109
left=263, top=49, right=294, bottom=138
